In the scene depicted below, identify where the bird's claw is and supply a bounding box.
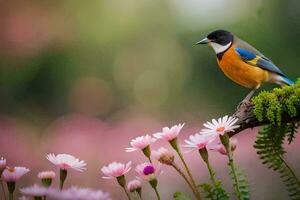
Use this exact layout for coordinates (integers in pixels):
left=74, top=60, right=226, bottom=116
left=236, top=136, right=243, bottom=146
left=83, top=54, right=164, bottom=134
left=237, top=100, right=251, bottom=110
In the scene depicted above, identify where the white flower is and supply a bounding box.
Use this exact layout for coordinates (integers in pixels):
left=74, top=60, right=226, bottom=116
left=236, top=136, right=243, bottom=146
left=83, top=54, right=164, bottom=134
left=101, top=161, right=131, bottom=179
left=47, top=186, right=111, bottom=200
left=200, top=115, right=239, bottom=136
left=46, top=154, right=87, bottom=172
left=38, top=171, right=56, bottom=179
left=183, top=133, right=217, bottom=151
left=127, top=179, right=142, bottom=192
left=20, top=184, right=48, bottom=197
left=125, top=135, right=156, bottom=152
left=2, top=167, right=30, bottom=182
left=153, top=123, right=185, bottom=141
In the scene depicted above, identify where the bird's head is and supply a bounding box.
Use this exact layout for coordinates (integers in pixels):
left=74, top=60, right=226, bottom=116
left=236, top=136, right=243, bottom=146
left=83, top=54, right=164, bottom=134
left=197, top=30, right=234, bottom=54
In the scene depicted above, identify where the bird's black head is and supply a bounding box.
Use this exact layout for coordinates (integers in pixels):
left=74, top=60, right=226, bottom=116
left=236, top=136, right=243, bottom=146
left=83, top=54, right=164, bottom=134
left=206, top=30, right=233, bottom=45
left=196, top=29, right=234, bottom=55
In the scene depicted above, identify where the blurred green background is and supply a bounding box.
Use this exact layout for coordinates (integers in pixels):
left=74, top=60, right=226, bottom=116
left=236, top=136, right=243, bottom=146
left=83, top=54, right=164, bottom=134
left=1, top=0, right=300, bottom=199
left=1, top=0, right=299, bottom=124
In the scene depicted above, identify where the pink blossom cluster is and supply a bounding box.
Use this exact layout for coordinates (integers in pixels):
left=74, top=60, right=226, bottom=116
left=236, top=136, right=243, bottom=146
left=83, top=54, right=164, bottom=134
left=100, top=115, right=239, bottom=199
left=0, top=115, right=239, bottom=200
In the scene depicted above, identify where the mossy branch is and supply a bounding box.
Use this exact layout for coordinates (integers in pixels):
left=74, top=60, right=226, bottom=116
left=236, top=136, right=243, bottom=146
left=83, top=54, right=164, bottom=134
left=228, top=78, right=300, bottom=137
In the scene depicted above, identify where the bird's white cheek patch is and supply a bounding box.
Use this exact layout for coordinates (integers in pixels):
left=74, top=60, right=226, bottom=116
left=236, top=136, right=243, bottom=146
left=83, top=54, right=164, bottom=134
left=210, top=42, right=232, bottom=54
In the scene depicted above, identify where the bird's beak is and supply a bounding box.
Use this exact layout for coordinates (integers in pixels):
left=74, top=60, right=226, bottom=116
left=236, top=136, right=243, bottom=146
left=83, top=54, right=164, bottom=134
left=196, top=37, right=210, bottom=45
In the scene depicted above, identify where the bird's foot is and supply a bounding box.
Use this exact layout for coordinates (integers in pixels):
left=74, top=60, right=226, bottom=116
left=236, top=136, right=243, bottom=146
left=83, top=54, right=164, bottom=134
left=237, top=99, right=251, bottom=111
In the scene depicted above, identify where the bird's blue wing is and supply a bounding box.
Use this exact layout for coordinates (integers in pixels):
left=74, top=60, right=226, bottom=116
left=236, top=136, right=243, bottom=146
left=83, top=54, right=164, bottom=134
left=234, top=47, right=286, bottom=77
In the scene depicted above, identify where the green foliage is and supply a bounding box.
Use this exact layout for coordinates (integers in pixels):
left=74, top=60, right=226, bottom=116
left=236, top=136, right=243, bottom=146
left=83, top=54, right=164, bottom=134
left=252, top=79, right=300, bottom=125
left=286, top=122, right=298, bottom=144
left=228, top=163, right=250, bottom=200
left=173, top=192, right=192, bottom=200
left=199, top=182, right=229, bottom=200
left=254, top=125, right=300, bottom=199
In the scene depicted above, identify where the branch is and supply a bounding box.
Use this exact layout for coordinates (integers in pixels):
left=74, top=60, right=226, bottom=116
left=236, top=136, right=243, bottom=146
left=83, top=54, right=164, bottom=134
left=228, top=102, right=300, bottom=137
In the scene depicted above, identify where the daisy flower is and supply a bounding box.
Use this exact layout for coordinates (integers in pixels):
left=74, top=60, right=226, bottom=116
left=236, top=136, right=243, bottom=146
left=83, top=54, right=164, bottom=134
left=101, top=161, right=132, bottom=199
left=2, top=167, right=30, bottom=198
left=153, top=123, right=185, bottom=142
left=101, top=161, right=132, bottom=179
left=0, top=157, right=6, bottom=173
left=152, top=147, right=174, bottom=165
left=127, top=179, right=142, bottom=193
left=46, top=153, right=86, bottom=190
left=135, top=162, right=162, bottom=182
left=183, top=133, right=217, bottom=151
left=2, top=167, right=30, bottom=182
left=125, top=135, right=156, bottom=159
left=201, top=115, right=239, bottom=136
left=38, top=171, right=56, bottom=187
left=20, top=184, right=48, bottom=198
left=38, top=171, right=56, bottom=179
left=135, top=162, right=162, bottom=199
left=46, top=154, right=87, bottom=172
left=47, top=186, right=111, bottom=200
left=209, top=138, right=238, bottom=155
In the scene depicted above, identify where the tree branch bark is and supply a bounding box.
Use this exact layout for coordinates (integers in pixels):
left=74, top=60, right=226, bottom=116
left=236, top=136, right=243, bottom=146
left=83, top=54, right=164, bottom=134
left=228, top=102, right=300, bottom=137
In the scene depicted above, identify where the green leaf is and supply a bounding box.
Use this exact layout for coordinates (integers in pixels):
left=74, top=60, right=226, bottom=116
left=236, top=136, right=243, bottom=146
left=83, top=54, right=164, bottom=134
left=199, top=183, right=229, bottom=200
left=286, top=122, right=298, bottom=144
left=254, top=124, right=300, bottom=199
left=173, top=192, right=192, bottom=200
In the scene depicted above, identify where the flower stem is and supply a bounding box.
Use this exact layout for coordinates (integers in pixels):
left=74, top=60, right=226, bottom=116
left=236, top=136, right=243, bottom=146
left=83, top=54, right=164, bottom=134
left=206, top=159, right=218, bottom=186
left=122, top=186, right=132, bottom=200
left=59, top=169, right=67, bottom=190
left=1, top=180, right=7, bottom=200
left=176, top=149, right=202, bottom=200
left=199, top=148, right=218, bottom=187
left=149, top=179, right=161, bottom=200
left=7, top=182, right=15, bottom=200
left=171, top=163, right=200, bottom=198
left=138, top=193, right=143, bottom=200
left=153, top=187, right=161, bottom=200
left=9, top=192, right=13, bottom=200
left=220, top=134, right=242, bottom=200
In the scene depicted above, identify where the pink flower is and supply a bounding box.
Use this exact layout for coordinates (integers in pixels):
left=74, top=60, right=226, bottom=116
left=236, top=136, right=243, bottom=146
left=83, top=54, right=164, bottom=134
left=46, top=154, right=87, bottom=172
left=19, top=196, right=29, bottom=200
left=152, top=147, right=174, bottom=165
left=183, top=133, right=217, bottom=151
left=135, top=162, right=162, bottom=182
left=0, top=157, right=6, bottom=172
left=101, top=161, right=132, bottom=179
left=47, top=186, right=111, bottom=200
left=209, top=138, right=238, bottom=155
left=201, top=115, right=239, bottom=136
left=20, top=184, right=48, bottom=197
left=2, top=167, right=30, bottom=182
left=153, top=123, right=185, bottom=141
left=125, top=135, right=156, bottom=152
left=127, top=179, right=142, bottom=192
left=38, top=171, right=56, bottom=179
left=38, top=171, right=56, bottom=187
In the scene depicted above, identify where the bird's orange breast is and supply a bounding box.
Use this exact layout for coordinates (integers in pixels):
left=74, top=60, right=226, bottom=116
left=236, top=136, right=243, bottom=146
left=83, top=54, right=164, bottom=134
left=217, top=46, right=268, bottom=88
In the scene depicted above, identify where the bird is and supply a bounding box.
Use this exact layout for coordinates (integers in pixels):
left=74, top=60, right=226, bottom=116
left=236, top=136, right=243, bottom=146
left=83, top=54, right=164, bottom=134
left=196, top=29, right=294, bottom=103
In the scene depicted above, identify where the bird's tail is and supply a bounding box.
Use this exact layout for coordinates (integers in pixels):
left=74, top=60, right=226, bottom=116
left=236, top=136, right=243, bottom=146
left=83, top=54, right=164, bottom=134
left=269, top=73, right=294, bottom=86
left=281, top=76, right=294, bottom=86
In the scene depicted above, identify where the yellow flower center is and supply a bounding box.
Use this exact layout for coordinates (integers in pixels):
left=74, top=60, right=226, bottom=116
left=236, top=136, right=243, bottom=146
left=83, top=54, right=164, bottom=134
left=216, top=126, right=225, bottom=132
left=7, top=167, right=15, bottom=172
